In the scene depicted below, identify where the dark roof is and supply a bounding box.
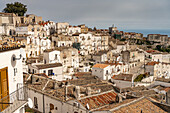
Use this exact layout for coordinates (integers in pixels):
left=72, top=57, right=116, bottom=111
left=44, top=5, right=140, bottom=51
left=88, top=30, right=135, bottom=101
left=44, top=47, right=70, bottom=52
left=94, top=50, right=108, bottom=56
left=34, top=73, right=49, bottom=78
left=72, top=33, right=80, bottom=36
left=0, top=45, right=25, bottom=53
left=112, top=74, right=133, bottom=81
left=35, top=63, right=62, bottom=69
left=156, top=78, right=170, bottom=83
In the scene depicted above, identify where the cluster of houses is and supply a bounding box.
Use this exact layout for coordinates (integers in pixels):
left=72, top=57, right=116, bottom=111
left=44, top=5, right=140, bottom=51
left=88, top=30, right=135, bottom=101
left=0, top=12, right=170, bottom=113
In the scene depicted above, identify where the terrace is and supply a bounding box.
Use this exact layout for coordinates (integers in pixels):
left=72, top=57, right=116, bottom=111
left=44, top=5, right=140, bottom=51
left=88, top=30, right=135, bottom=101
left=0, top=86, right=28, bottom=113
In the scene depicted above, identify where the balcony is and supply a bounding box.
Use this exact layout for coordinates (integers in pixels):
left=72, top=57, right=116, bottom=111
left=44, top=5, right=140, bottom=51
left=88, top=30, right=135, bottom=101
left=0, top=86, right=28, bottom=113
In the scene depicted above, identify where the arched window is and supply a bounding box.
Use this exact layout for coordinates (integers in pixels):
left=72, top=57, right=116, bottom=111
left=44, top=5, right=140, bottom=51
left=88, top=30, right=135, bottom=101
left=50, top=103, right=54, bottom=111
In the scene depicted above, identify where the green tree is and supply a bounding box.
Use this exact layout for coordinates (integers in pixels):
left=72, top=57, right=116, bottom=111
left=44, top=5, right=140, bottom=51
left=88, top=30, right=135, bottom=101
left=3, top=2, right=27, bottom=16
left=156, top=45, right=162, bottom=51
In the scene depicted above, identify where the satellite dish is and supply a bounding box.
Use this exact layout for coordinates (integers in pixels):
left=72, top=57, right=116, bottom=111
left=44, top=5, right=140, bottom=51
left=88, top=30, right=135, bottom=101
left=28, top=98, right=33, bottom=108
left=11, top=54, right=16, bottom=67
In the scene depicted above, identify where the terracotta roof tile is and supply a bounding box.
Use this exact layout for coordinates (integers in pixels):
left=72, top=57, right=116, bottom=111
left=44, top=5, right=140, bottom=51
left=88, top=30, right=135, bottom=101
left=93, top=64, right=109, bottom=69
left=78, top=91, right=117, bottom=110
left=112, top=97, right=168, bottom=113
left=164, top=87, right=170, bottom=92
left=147, top=61, right=159, bottom=66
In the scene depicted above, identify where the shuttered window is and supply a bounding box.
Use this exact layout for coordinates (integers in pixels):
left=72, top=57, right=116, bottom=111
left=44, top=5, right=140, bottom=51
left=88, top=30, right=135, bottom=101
left=0, top=67, right=9, bottom=111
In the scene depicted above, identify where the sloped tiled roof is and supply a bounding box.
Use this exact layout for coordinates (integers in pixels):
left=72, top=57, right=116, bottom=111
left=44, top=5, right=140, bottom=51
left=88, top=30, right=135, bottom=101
left=111, top=97, right=168, bottom=113
left=95, top=97, right=169, bottom=113
left=78, top=91, right=117, bottom=110
left=147, top=61, right=159, bottom=66
left=93, top=64, right=109, bottom=69
left=164, top=87, right=170, bottom=92
left=35, top=63, right=62, bottom=69
left=112, top=74, right=133, bottom=81
left=94, top=50, right=109, bottom=56
left=146, top=50, right=160, bottom=54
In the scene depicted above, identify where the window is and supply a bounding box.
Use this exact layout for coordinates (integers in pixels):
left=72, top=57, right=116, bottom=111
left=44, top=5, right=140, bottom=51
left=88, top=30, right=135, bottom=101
left=21, top=18, right=24, bottom=23
left=55, top=54, right=58, bottom=60
left=32, top=69, right=34, bottom=74
left=55, top=107, right=58, bottom=110
left=37, top=28, right=40, bottom=31
left=32, top=28, right=34, bottom=32
left=34, top=97, right=38, bottom=109
left=70, top=30, right=73, bottom=34
left=106, top=70, right=108, bottom=74
left=48, top=70, right=53, bottom=76
left=28, top=69, right=31, bottom=73
left=43, top=70, right=46, bottom=74
left=50, top=103, right=54, bottom=111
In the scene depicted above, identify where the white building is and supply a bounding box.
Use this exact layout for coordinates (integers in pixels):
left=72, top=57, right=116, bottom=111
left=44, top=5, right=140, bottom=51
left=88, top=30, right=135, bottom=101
left=28, top=63, right=63, bottom=81
left=43, top=50, right=61, bottom=64
left=56, top=22, right=69, bottom=35
left=146, top=61, right=170, bottom=78
left=52, top=35, right=72, bottom=47
left=0, top=46, right=28, bottom=113
left=68, top=26, right=81, bottom=35
left=41, top=21, right=56, bottom=36
left=16, top=24, right=34, bottom=36
left=152, top=53, right=170, bottom=63
left=105, top=62, right=129, bottom=75
left=25, top=36, right=51, bottom=57
left=111, top=73, right=134, bottom=89
left=92, top=34, right=102, bottom=52
left=116, top=44, right=127, bottom=53
left=92, top=64, right=111, bottom=80
left=93, top=51, right=108, bottom=64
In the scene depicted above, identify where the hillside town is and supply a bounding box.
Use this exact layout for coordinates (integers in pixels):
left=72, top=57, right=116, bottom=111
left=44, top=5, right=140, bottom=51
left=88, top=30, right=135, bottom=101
left=0, top=11, right=170, bottom=113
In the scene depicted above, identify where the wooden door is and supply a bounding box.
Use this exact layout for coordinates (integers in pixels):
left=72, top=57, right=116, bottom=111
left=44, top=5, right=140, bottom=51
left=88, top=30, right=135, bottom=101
left=0, top=67, right=9, bottom=111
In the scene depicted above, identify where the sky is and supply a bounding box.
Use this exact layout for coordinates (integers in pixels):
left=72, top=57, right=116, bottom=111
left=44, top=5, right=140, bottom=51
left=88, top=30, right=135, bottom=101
left=0, top=0, right=170, bottom=30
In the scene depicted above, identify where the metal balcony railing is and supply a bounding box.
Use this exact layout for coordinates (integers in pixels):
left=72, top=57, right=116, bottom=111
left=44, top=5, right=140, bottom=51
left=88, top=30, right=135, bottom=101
left=0, top=86, right=28, bottom=113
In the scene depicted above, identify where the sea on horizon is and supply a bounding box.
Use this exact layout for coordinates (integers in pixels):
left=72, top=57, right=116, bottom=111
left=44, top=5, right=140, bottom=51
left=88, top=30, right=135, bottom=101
left=122, top=29, right=170, bottom=37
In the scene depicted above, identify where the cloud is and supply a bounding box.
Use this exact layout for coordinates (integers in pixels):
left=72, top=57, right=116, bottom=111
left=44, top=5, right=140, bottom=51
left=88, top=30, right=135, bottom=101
left=0, top=0, right=170, bottom=29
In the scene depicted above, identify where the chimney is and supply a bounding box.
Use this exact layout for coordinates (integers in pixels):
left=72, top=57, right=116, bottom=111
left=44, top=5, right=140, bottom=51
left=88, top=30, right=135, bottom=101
left=65, top=86, right=68, bottom=101
left=118, top=95, right=123, bottom=103
left=86, top=87, right=91, bottom=96
left=74, top=86, right=80, bottom=99
left=31, top=75, right=37, bottom=84
left=53, top=82, right=58, bottom=89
